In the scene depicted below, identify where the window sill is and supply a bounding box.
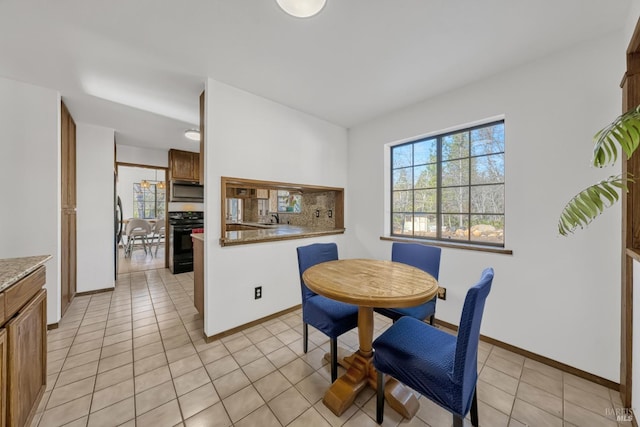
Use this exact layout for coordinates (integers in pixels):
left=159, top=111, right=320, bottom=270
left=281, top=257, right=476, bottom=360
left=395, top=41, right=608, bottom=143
left=380, top=235, right=513, bottom=255
left=626, top=248, right=640, bottom=263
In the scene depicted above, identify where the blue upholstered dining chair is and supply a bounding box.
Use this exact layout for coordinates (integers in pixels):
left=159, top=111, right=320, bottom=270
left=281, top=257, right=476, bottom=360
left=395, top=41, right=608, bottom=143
left=296, top=243, right=359, bottom=382
left=372, top=267, right=494, bottom=427
left=375, top=242, right=441, bottom=324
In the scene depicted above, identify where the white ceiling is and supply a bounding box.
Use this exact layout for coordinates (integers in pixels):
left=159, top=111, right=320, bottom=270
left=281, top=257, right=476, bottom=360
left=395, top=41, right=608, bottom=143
left=0, top=0, right=632, bottom=151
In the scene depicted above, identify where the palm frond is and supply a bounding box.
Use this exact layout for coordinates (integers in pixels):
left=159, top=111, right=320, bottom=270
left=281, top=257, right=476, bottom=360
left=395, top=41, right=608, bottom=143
left=593, top=105, right=640, bottom=167
left=558, top=175, right=631, bottom=236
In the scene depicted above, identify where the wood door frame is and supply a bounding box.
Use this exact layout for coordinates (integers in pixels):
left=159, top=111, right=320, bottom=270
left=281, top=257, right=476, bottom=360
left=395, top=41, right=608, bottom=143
left=115, top=162, right=169, bottom=268
left=621, top=17, right=640, bottom=409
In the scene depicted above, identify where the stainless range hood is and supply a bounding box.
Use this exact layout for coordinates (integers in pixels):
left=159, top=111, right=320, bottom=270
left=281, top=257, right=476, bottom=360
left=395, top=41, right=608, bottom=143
left=170, top=181, right=204, bottom=202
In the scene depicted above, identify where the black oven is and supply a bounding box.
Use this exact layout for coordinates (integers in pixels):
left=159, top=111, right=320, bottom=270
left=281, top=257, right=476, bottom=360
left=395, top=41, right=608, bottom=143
left=168, top=211, right=204, bottom=274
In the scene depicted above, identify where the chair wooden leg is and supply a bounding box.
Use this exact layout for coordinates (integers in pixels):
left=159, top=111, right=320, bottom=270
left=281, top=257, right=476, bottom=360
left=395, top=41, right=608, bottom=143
left=470, top=389, right=479, bottom=426
left=453, top=415, right=463, bottom=427
left=303, top=323, right=308, bottom=353
left=330, top=338, right=337, bottom=383
left=376, top=371, right=385, bottom=424
left=428, top=314, right=435, bottom=325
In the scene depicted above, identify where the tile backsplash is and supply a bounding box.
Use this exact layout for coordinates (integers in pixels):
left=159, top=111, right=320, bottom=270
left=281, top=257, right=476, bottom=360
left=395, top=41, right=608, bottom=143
left=243, top=191, right=337, bottom=229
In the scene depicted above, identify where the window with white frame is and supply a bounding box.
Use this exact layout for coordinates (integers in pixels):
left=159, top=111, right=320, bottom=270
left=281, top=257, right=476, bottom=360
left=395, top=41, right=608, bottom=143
left=390, top=120, right=505, bottom=246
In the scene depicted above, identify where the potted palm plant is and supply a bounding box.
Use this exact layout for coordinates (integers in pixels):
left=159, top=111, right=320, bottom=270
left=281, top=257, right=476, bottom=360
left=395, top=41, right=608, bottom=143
left=559, top=105, right=640, bottom=235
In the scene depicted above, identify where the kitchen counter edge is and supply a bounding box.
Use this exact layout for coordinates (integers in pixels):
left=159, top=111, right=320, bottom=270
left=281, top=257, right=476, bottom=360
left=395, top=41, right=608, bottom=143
left=220, top=228, right=346, bottom=247
left=0, top=255, right=52, bottom=292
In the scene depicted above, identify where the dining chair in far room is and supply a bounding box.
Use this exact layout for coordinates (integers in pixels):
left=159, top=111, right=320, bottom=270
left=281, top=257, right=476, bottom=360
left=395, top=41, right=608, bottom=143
left=372, top=267, right=494, bottom=427
left=375, top=242, right=441, bottom=324
left=296, top=243, right=359, bottom=382
left=124, top=218, right=152, bottom=257
left=151, top=220, right=165, bottom=257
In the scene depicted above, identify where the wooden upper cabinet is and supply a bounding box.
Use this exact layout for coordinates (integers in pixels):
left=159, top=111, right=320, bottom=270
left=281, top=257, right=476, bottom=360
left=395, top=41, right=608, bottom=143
left=60, top=101, right=77, bottom=316
left=169, top=149, right=200, bottom=182
left=193, top=154, right=200, bottom=184
left=61, top=102, right=76, bottom=209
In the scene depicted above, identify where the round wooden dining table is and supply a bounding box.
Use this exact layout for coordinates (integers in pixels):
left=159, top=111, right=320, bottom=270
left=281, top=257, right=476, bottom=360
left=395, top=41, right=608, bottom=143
left=302, top=258, right=438, bottom=418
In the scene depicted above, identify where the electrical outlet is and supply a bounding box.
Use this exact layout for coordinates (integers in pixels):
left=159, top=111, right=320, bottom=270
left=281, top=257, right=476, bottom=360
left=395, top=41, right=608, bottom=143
left=437, top=286, right=446, bottom=300
left=254, top=286, right=262, bottom=300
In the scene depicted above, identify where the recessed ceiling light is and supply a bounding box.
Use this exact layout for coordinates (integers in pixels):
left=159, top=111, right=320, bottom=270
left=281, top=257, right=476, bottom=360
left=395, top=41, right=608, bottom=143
left=276, top=0, right=326, bottom=18
left=184, top=129, right=200, bottom=141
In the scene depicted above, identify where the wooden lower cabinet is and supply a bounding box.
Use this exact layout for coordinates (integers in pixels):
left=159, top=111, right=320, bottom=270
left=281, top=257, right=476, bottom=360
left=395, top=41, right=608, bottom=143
left=7, top=289, right=46, bottom=427
left=0, top=264, right=48, bottom=427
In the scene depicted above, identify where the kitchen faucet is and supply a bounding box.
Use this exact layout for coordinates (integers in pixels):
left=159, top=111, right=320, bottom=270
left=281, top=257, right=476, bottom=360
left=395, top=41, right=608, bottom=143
left=272, top=213, right=280, bottom=224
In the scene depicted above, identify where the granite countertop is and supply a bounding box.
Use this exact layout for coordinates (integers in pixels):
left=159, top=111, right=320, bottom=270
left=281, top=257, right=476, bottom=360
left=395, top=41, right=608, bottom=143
left=191, top=232, right=204, bottom=242
left=221, top=224, right=345, bottom=246
left=0, top=255, right=52, bottom=292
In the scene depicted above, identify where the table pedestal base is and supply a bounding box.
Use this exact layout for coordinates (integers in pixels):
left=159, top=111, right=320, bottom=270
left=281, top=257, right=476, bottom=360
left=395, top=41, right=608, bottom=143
left=322, top=350, right=419, bottom=418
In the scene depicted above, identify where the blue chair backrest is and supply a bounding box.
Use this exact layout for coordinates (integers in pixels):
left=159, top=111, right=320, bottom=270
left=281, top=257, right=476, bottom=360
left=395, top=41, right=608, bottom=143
left=296, top=243, right=339, bottom=303
left=453, top=267, right=494, bottom=413
left=391, top=242, right=441, bottom=280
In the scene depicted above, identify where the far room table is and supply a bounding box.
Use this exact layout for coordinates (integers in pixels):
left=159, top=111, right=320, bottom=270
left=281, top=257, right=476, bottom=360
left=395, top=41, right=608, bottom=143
left=302, top=258, right=438, bottom=418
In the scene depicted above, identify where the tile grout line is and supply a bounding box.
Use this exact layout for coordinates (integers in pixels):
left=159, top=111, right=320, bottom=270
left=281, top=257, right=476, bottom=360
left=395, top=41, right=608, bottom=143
left=38, top=296, right=92, bottom=426
left=88, top=273, right=136, bottom=425
left=157, top=269, right=234, bottom=425
left=117, top=273, right=135, bottom=426
left=131, top=270, right=161, bottom=423
left=153, top=269, right=191, bottom=425
left=45, top=295, right=100, bottom=426
left=83, top=291, right=110, bottom=426
left=505, top=345, right=524, bottom=426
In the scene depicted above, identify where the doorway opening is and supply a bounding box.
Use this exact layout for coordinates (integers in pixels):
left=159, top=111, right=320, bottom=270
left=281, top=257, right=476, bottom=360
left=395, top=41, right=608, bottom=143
left=116, top=164, right=168, bottom=274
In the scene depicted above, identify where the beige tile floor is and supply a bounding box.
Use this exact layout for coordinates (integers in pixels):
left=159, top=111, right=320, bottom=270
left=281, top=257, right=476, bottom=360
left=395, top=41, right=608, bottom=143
left=34, top=268, right=629, bottom=427
left=117, top=245, right=165, bottom=274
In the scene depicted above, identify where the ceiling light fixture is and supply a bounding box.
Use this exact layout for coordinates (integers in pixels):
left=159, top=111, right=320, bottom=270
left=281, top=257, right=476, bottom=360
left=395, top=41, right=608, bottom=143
left=276, top=0, right=326, bottom=18
left=155, top=170, right=166, bottom=190
left=184, top=129, right=200, bottom=141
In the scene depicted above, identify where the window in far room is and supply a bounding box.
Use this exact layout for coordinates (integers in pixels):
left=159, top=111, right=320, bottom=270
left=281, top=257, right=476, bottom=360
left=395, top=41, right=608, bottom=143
left=133, top=182, right=165, bottom=219
left=390, top=120, right=505, bottom=246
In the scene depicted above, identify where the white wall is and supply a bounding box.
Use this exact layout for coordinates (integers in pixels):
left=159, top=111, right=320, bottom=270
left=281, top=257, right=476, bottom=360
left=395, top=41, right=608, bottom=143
left=347, top=33, right=625, bottom=381
left=203, top=79, right=349, bottom=336
left=626, top=5, right=640, bottom=37
left=76, top=123, right=116, bottom=293
left=116, top=144, right=168, bottom=168
left=0, top=77, right=61, bottom=324
left=117, top=166, right=166, bottom=220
